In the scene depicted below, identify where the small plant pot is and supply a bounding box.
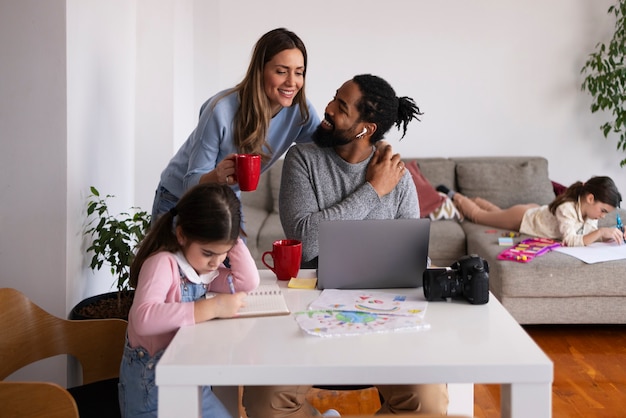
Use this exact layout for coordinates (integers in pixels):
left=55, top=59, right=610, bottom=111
left=69, top=290, right=134, bottom=321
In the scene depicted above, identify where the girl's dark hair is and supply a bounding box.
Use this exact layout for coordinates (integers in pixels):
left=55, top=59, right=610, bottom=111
left=130, top=183, right=243, bottom=288
left=549, top=176, right=622, bottom=214
left=232, top=28, right=310, bottom=159
left=352, top=74, right=423, bottom=144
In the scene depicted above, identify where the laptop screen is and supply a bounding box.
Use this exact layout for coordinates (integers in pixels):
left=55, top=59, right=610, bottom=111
left=317, top=218, right=430, bottom=290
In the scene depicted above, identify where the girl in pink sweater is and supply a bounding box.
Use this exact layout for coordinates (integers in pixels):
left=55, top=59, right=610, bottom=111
left=119, top=183, right=260, bottom=418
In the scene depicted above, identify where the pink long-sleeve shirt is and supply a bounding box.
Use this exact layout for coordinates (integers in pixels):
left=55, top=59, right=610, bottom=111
left=127, top=237, right=260, bottom=356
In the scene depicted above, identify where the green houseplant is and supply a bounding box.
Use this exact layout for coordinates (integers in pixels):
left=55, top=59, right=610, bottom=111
left=71, top=186, right=151, bottom=320
left=581, top=0, right=626, bottom=167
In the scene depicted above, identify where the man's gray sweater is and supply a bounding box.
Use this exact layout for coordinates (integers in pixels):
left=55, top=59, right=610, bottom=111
left=279, top=143, right=419, bottom=263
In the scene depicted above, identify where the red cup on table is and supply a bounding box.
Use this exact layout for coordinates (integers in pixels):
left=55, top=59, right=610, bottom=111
left=262, top=239, right=302, bottom=280
left=235, top=154, right=261, bottom=191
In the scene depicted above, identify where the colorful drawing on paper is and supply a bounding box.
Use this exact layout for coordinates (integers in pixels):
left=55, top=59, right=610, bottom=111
left=295, top=289, right=430, bottom=337
left=309, top=289, right=427, bottom=317
left=294, top=310, right=430, bottom=337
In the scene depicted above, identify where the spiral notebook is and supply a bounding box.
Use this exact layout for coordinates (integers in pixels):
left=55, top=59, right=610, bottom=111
left=206, top=283, right=290, bottom=317
left=237, top=283, right=290, bottom=317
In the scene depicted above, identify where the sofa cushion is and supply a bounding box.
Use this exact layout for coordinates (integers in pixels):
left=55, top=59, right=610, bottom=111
left=240, top=171, right=273, bottom=212
left=257, top=213, right=285, bottom=264
left=428, top=220, right=466, bottom=267
left=414, top=158, right=457, bottom=190
left=241, top=205, right=268, bottom=263
left=268, top=159, right=284, bottom=214
left=453, top=157, right=555, bottom=209
left=463, top=219, right=626, bottom=299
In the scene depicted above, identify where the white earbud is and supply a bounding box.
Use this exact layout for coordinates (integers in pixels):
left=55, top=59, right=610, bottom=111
left=355, top=128, right=367, bottom=138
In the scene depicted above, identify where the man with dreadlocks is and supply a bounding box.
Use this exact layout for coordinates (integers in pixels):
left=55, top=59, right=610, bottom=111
left=279, top=73, right=424, bottom=269
left=242, top=75, right=448, bottom=417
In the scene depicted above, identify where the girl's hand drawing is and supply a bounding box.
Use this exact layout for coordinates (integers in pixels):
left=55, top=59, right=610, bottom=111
left=215, top=292, right=248, bottom=317
left=597, top=227, right=626, bottom=245
left=195, top=291, right=247, bottom=321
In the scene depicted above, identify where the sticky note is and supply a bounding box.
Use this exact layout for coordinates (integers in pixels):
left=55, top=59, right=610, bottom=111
left=498, top=237, right=514, bottom=246
left=288, top=277, right=318, bottom=289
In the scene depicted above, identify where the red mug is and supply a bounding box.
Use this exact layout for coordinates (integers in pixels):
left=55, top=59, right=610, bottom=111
left=262, top=239, right=302, bottom=280
left=236, top=154, right=261, bottom=191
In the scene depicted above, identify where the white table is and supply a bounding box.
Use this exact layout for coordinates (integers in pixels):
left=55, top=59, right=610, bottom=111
left=157, top=270, right=552, bottom=418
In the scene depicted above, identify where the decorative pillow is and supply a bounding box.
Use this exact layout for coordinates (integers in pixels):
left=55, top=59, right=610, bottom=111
left=429, top=194, right=463, bottom=221
left=551, top=180, right=567, bottom=196
left=405, top=160, right=446, bottom=217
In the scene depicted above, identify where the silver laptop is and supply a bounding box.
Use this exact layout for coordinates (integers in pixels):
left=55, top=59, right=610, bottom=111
left=317, top=218, right=430, bottom=290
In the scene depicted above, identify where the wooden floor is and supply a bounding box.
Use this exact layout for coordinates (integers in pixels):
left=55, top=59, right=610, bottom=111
left=474, top=324, right=626, bottom=418
left=309, top=324, right=626, bottom=418
left=240, top=325, right=626, bottom=417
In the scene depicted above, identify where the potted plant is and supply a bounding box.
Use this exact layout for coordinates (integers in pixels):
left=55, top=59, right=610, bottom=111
left=70, top=186, right=151, bottom=320
left=580, top=0, right=626, bottom=167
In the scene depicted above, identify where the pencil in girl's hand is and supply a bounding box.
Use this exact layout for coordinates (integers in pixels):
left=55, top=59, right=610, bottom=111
left=227, top=274, right=236, bottom=294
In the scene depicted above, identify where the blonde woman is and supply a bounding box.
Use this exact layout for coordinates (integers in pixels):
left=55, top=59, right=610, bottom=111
left=152, top=28, right=320, bottom=220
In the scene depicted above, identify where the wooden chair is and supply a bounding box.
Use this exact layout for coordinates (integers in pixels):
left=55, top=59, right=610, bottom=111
left=0, top=288, right=128, bottom=418
left=0, top=381, right=79, bottom=418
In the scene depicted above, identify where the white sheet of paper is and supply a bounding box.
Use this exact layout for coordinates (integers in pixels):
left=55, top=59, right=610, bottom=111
left=554, top=242, right=626, bottom=264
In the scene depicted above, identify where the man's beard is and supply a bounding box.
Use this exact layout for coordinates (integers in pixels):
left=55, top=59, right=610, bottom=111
left=312, top=124, right=353, bottom=148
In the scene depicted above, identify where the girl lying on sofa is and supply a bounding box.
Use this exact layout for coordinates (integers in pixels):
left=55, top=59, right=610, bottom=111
left=436, top=176, right=625, bottom=247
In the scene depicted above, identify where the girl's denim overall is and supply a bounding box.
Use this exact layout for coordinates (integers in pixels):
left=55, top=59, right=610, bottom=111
left=118, top=272, right=232, bottom=418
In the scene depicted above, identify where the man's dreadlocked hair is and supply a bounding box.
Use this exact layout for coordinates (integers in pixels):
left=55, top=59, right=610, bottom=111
left=352, top=74, right=423, bottom=144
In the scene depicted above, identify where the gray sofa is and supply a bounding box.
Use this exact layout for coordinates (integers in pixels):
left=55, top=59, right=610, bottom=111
left=241, top=156, right=626, bottom=324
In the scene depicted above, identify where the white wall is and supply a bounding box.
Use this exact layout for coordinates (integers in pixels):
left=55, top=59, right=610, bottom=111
left=134, top=0, right=197, bottom=212
left=174, top=0, right=624, bottom=203
left=0, top=0, right=67, bottom=314
left=1, top=0, right=67, bottom=384
left=66, top=0, right=138, bottom=312
left=1, top=0, right=623, bottom=385
left=1, top=0, right=137, bottom=384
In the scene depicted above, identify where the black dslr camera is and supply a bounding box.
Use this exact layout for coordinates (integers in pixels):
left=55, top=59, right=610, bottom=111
left=423, top=254, right=489, bottom=305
